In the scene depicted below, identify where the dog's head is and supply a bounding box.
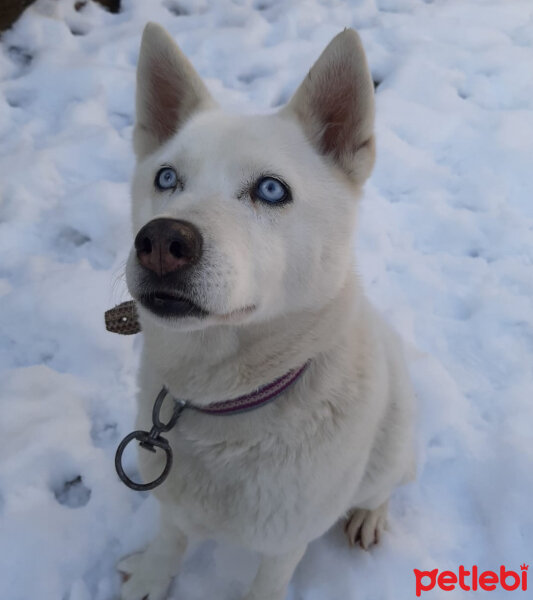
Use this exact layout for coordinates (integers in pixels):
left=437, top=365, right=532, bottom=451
left=126, top=23, right=375, bottom=330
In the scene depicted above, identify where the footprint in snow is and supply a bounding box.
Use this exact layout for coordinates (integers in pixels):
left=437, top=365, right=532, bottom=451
left=237, top=68, right=272, bottom=85
left=53, top=475, right=91, bottom=509
left=7, top=46, right=33, bottom=68
left=56, top=226, right=92, bottom=249
left=164, top=1, right=190, bottom=17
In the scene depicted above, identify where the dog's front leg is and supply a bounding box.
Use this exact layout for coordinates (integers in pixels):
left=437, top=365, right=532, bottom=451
left=117, top=507, right=187, bottom=600
left=243, top=545, right=307, bottom=600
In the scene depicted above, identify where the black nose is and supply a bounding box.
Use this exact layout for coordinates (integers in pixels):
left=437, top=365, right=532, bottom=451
left=134, top=218, right=203, bottom=277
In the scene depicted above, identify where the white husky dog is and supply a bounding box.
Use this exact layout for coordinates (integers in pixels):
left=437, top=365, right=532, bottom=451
left=119, top=22, right=415, bottom=600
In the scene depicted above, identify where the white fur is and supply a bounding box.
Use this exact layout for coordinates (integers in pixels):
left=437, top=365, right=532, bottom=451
left=119, top=23, right=415, bottom=600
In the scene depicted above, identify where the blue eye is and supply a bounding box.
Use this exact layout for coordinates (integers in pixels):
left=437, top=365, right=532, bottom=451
left=155, top=167, right=179, bottom=190
left=254, top=176, right=290, bottom=204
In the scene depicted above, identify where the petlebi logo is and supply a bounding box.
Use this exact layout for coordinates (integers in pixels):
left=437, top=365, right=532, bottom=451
left=413, top=564, right=528, bottom=596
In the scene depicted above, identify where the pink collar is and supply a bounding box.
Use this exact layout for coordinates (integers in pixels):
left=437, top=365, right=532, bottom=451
left=115, top=361, right=311, bottom=491
left=185, top=361, right=311, bottom=415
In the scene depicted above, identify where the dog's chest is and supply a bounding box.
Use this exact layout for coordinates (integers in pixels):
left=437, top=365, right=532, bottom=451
left=137, top=404, right=365, bottom=552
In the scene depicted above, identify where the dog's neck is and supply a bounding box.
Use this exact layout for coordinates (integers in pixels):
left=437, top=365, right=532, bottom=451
left=140, top=274, right=360, bottom=405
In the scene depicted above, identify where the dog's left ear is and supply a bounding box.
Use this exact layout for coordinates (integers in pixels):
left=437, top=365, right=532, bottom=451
left=133, top=22, right=216, bottom=158
left=281, top=29, right=375, bottom=182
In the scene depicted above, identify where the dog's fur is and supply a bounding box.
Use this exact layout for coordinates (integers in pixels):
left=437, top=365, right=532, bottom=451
left=119, top=23, right=415, bottom=600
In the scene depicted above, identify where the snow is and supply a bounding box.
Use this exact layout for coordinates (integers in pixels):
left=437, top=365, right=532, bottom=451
left=1, top=0, right=532, bottom=598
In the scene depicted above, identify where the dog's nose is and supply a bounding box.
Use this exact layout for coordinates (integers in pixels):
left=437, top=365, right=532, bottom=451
left=134, top=218, right=203, bottom=277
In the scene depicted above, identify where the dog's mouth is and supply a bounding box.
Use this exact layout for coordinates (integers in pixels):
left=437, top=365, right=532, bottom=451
left=138, top=291, right=209, bottom=319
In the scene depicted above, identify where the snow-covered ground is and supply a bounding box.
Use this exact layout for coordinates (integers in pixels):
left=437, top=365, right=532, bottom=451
left=1, top=0, right=532, bottom=598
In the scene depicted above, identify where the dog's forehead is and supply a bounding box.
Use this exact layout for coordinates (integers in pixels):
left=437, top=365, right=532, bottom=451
left=172, top=110, right=307, bottom=172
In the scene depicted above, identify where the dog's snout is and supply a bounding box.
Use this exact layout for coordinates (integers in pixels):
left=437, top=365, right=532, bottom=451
left=134, top=218, right=203, bottom=277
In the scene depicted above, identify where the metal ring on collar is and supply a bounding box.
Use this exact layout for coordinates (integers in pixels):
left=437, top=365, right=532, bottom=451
left=114, top=430, right=173, bottom=491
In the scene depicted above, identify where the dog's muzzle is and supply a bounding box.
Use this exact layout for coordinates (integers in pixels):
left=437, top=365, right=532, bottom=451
left=133, top=218, right=208, bottom=319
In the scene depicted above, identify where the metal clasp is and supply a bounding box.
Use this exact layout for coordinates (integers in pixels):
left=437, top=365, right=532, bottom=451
left=115, top=388, right=187, bottom=491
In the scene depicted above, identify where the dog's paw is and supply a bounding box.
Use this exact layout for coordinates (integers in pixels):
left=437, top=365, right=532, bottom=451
left=344, top=501, right=388, bottom=550
left=117, top=551, right=173, bottom=600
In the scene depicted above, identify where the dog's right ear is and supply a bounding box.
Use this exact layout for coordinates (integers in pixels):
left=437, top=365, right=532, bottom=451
left=133, top=23, right=216, bottom=159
